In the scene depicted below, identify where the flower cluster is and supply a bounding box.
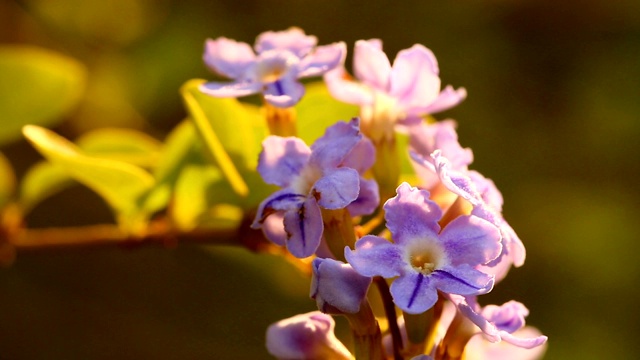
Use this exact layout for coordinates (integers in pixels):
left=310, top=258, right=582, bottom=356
left=202, top=28, right=547, bottom=360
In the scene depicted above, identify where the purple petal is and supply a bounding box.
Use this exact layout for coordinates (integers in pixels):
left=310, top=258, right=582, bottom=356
left=472, top=205, right=526, bottom=267
left=261, top=212, right=286, bottom=246
left=353, top=39, right=391, bottom=91
left=263, top=75, right=306, bottom=108
left=298, top=42, right=346, bottom=78
left=384, top=183, right=442, bottom=244
left=390, top=272, right=438, bottom=314
left=312, top=167, right=360, bottom=209
left=454, top=297, right=501, bottom=342
left=265, top=311, right=351, bottom=360
left=347, top=177, right=380, bottom=217
left=469, top=170, right=503, bottom=212
left=324, top=67, right=374, bottom=105
left=440, top=215, right=502, bottom=267
left=310, top=118, right=362, bottom=169
left=481, top=301, right=529, bottom=334
left=432, top=265, right=494, bottom=296
left=255, top=28, right=317, bottom=58
left=341, top=137, right=376, bottom=173
left=409, top=121, right=473, bottom=171
left=258, top=136, right=311, bottom=187
left=203, top=37, right=256, bottom=79
left=199, top=80, right=262, bottom=98
left=345, top=235, right=404, bottom=278
left=311, top=258, right=372, bottom=314
left=283, top=196, right=323, bottom=258
left=417, top=85, right=467, bottom=115
left=500, top=331, right=549, bottom=349
left=432, top=150, right=483, bottom=206
left=252, top=188, right=306, bottom=228
left=389, top=44, right=442, bottom=112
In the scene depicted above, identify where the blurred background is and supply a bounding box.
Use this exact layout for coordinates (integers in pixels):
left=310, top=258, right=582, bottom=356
left=1, top=0, right=639, bottom=358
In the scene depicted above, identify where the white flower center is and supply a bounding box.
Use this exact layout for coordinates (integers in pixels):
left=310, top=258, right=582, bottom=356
left=290, top=165, right=323, bottom=195
left=404, top=237, right=447, bottom=275
left=254, top=50, right=298, bottom=83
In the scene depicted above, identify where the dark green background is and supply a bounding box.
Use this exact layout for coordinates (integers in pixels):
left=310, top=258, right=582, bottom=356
left=2, top=0, right=639, bottom=358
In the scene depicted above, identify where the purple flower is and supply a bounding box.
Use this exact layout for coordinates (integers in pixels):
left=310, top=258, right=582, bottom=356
left=201, top=27, right=345, bottom=107
left=345, top=183, right=501, bottom=314
left=325, top=39, right=466, bottom=126
left=430, top=151, right=526, bottom=269
left=452, top=295, right=548, bottom=350
left=252, top=118, right=378, bottom=258
left=408, top=120, right=474, bottom=190
left=311, top=257, right=372, bottom=314
left=265, top=311, right=352, bottom=360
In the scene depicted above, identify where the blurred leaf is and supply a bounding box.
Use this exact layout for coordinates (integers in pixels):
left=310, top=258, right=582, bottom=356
left=26, top=0, right=169, bottom=46
left=0, top=46, right=86, bottom=145
left=183, top=80, right=267, bottom=170
left=180, top=79, right=251, bottom=197
left=19, top=161, right=74, bottom=214
left=22, top=125, right=155, bottom=233
left=172, top=165, right=243, bottom=231
left=76, top=128, right=162, bottom=168
left=0, top=153, right=16, bottom=209
left=295, top=81, right=359, bottom=145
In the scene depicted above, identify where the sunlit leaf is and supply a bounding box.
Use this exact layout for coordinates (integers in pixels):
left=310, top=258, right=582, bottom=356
left=0, top=46, right=87, bottom=145
left=22, top=125, right=155, bottom=232
left=19, top=161, right=74, bottom=214
left=295, top=81, right=359, bottom=145
left=76, top=128, right=162, bottom=168
left=172, top=165, right=243, bottom=231
left=181, top=79, right=251, bottom=197
left=0, top=153, right=16, bottom=209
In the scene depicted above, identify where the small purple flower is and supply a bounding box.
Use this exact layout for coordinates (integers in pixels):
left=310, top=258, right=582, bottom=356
left=265, top=311, right=352, bottom=360
left=201, top=28, right=345, bottom=108
left=431, top=151, right=526, bottom=268
left=452, top=295, right=548, bottom=350
left=252, top=118, right=378, bottom=258
left=311, top=257, right=372, bottom=314
left=325, top=39, right=466, bottom=125
left=408, top=120, right=474, bottom=189
left=345, top=183, right=501, bottom=314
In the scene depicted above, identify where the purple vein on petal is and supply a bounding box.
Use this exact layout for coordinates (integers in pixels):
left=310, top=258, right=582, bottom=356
left=407, top=273, right=424, bottom=308
left=433, top=270, right=484, bottom=290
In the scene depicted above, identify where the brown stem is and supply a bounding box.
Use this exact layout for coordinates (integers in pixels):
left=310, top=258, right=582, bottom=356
left=374, top=277, right=403, bottom=360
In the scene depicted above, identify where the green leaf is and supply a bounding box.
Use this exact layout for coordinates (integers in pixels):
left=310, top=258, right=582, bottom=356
left=22, top=125, right=155, bottom=233
left=19, top=161, right=74, bottom=214
left=76, top=127, right=162, bottom=168
left=295, top=81, right=359, bottom=145
left=180, top=79, right=251, bottom=197
left=171, top=165, right=243, bottom=231
left=0, top=153, right=16, bottom=209
left=0, top=46, right=86, bottom=145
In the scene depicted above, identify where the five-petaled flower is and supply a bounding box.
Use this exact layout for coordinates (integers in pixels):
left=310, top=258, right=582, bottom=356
left=252, top=118, right=379, bottom=258
left=200, top=27, right=345, bottom=107
left=325, top=39, right=467, bottom=139
left=345, top=182, right=501, bottom=314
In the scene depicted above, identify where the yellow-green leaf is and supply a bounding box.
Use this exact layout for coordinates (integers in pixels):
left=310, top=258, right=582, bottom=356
left=76, top=127, right=162, bottom=168
left=19, top=161, right=74, bottom=214
left=0, top=46, right=86, bottom=145
left=0, top=153, right=16, bottom=209
left=295, top=81, right=359, bottom=144
left=22, top=125, right=155, bottom=232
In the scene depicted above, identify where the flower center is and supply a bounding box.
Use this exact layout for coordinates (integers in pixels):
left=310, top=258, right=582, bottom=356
left=290, top=165, right=323, bottom=195
left=405, top=238, right=447, bottom=275
left=255, top=51, right=298, bottom=83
